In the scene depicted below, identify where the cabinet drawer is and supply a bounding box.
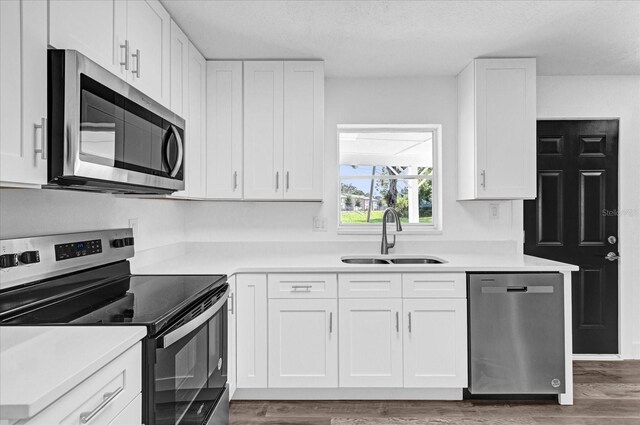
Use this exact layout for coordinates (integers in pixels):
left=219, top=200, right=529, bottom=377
left=107, top=393, right=141, bottom=425
left=268, top=274, right=337, bottom=299
left=25, top=343, right=141, bottom=425
left=338, top=273, right=402, bottom=298
left=402, top=273, right=466, bottom=298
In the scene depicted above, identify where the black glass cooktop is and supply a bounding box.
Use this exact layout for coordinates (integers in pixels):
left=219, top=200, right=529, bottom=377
left=0, top=261, right=227, bottom=335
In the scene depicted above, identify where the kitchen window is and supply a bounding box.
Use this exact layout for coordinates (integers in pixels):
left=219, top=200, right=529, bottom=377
left=338, top=124, right=441, bottom=233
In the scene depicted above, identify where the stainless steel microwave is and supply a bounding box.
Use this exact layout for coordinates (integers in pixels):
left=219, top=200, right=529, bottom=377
left=47, top=50, right=185, bottom=194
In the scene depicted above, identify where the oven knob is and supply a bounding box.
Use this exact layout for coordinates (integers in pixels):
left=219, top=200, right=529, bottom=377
left=20, top=250, right=40, bottom=264
left=112, top=238, right=125, bottom=248
left=124, top=237, right=134, bottom=246
left=0, top=253, right=19, bottom=268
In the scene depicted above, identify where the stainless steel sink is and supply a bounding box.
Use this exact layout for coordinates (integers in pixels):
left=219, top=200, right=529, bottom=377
left=389, top=258, right=443, bottom=264
left=341, top=258, right=391, bottom=264
left=341, top=256, right=445, bottom=265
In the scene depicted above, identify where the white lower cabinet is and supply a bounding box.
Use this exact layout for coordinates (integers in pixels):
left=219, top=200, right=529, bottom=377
left=24, top=343, right=142, bottom=425
left=236, top=274, right=268, bottom=388
left=339, top=298, right=403, bottom=387
left=403, top=298, right=468, bottom=387
left=227, top=276, right=237, bottom=398
left=268, top=298, right=338, bottom=388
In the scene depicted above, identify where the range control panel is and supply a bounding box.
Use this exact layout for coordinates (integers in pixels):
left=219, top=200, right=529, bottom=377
left=55, top=239, right=103, bottom=261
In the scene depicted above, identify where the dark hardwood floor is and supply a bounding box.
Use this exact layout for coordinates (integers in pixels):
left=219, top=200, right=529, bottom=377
left=230, top=361, right=640, bottom=424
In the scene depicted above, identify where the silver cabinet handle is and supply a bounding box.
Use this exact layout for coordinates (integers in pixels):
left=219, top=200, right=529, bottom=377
left=408, top=312, right=412, bottom=333
left=396, top=311, right=399, bottom=333
left=34, top=117, right=46, bottom=160
left=132, top=48, right=141, bottom=78
left=229, top=292, right=234, bottom=314
left=275, top=171, right=279, bottom=191
left=233, top=171, right=238, bottom=190
left=79, top=386, right=123, bottom=424
left=481, top=170, right=486, bottom=189
left=329, top=311, right=333, bottom=333
left=291, top=284, right=312, bottom=292
left=286, top=171, right=290, bottom=190
left=605, top=252, right=620, bottom=261
left=120, top=40, right=130, bottom=70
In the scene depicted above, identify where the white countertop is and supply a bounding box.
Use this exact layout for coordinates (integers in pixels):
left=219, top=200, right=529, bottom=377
left=135, top=242, right=579, bottom=275
left=0, top=326, right=146, bottom=420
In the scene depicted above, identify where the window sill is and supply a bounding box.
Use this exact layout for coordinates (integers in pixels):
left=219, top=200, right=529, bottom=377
left=337, top=226, right=443, bottom=236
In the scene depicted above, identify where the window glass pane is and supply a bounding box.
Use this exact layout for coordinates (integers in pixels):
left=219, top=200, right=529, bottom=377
left=340, top=178, right=433, bottom=225
left=339, top=132, right=433, bottom=169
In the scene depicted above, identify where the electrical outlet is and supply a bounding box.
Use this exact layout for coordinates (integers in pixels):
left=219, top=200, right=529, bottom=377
left=489, top=204, right=500, bottom=220
left=128, top=218, right=139, bottom=238
left=312, top=216, right=327, bottom=232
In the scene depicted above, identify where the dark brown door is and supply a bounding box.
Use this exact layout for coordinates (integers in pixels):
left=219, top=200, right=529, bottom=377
left=524, top=120, right=619, bottom=354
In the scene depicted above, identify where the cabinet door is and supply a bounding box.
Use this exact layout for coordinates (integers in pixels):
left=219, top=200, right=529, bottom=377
left=0, top=0, right=47, bottom=187
left=206, top=61, right=243, bottom=199
left=475, top=58, right=536, bottom=199
left=283, top=61, right=324, bottom=200
left=268, top=299, right=338, bottom=388
left=339, top=299, right=403, bottom=387
left=227, top=276, right=237, bottom=398
left=243, top=61, right=284, bottom=200
left=236, top=274, right=268, bottom=388
left=107, top=394, right=142, bottom=425
left=126, top=0, right=171, bottom=107
left=403, top=299, right=467, bottom=387
left=49, top=0, right=127, bottom=79
left=184, top=42, right=207, bottom=198
left=169, top=19, right=189, bottom=117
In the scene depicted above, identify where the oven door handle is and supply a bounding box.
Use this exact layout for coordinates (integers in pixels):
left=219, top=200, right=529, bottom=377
left=166, top=125, right=184, bottom=178
left=160, top=286, right=230, bottom=348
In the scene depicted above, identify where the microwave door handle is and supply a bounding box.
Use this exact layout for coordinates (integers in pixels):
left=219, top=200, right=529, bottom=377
left=159, top=286, right=229, bottom=349
left=165, top=125, right=183, bottom=178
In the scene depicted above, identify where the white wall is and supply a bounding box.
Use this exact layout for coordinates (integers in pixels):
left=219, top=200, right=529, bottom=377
left=0, top=189, right=186, bottom=254
left=537, top=75, right=640, bottom=359
left=185, top=76, right=521, bottom=244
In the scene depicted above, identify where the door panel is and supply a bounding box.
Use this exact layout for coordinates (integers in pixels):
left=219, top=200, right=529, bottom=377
left=525, top=120, right=619, bottom=354
left=339, top=299, right=403, bottom=387
left=268, top=299, right=338, bottom=388
left=235, top=274, right=268, bottom=388
left=243, top=61, right=284, bottom=199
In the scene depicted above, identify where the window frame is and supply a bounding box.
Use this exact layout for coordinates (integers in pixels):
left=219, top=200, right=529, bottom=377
left=336, top=124, right=443, bottom=235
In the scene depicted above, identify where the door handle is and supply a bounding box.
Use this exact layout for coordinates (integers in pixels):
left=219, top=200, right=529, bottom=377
left=395, top=311, right=399, bottom=333
left=408, top=312, right=412, bottom=333
left=79, top=386, right=124, bottom=423
left=120, top=40, right=130, bottom=70
left=286, top=171, right=290, bottom=190
left=480, top=170, right=486, bottom=189
left=233, top=171, right=238, bottom=190
left=132, top=48, right=141, bottom=78
left=34, top=117, right=46, bottom=160
left=329, top=312, right=333, bottom=334
left=275, top=171, right=279, bottom=191
left=165, top=125, right=183, bottom=178
left=605, top=252, right=620, bottom=261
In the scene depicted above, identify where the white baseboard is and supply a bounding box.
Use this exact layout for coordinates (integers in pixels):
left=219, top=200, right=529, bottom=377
left=572, top=354, right=623, bottom=361
left=233, top=387, right=463, bottom=400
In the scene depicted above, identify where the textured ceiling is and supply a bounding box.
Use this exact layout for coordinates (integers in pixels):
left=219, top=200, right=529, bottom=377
left=161, top=0, right=640, bottom=77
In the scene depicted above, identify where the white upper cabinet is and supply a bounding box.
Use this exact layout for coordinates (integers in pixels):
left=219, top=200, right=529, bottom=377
left=48, top=0, right=171, bottom=107
left=126, top=0, right=171, bottom=107
left=49, top=0, right=127, bottom=79
left=243, top=61, right=324, bottom=201
left=185, top=42, right=207, bottom=198
left=170, top=19, right=189, bottom=117
left=243, top=61, right=285, bottom=200
left=206, top=61, right=244, bottom=199
left=457, top=58, right=536, bottom=200
left=283, top=61, right=324, bottom=200
left=1, top=0, right=48, bottom=187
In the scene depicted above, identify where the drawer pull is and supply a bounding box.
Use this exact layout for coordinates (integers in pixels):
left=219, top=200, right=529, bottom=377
left=79, top=386, right=123, bottom=424
left=291, top=285, right=312, bottom=292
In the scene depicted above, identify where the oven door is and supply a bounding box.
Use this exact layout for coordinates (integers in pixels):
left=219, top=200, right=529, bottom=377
left=153, top=286, right=229, bottom=425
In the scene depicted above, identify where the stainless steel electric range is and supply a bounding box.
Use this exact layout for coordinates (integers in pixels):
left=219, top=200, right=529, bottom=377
left=0, top=229, right=229, bottom=425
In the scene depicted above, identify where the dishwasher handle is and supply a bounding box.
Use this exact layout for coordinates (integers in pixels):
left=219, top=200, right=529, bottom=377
left=481, top=286, right=554, bottom=294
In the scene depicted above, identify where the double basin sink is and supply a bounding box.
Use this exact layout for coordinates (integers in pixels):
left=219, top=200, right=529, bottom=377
left=341, top=256, right=445, bottom=265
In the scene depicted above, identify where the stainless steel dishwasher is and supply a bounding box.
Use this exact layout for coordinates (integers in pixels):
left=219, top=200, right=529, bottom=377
left=468, top=273, right=565, bottom=394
